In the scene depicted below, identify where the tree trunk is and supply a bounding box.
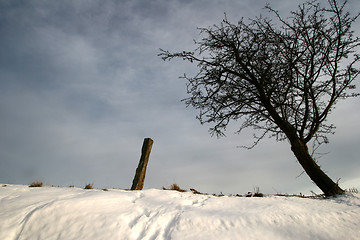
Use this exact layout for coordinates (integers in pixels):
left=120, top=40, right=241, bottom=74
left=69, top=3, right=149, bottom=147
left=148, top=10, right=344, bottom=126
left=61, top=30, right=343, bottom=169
left=131, top=138, right=153, bottom=190
left=290, top=138, right=344, bottom=196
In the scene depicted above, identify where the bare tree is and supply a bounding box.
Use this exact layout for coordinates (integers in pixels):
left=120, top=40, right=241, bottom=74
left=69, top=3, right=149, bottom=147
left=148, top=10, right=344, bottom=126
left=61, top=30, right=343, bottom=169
left=160, top=0, right=359, bottom=196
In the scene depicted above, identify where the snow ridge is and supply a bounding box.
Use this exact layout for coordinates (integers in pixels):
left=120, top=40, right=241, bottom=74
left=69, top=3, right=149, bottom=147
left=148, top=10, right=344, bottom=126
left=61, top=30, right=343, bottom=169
left=1, top=184, right=359, bottom=240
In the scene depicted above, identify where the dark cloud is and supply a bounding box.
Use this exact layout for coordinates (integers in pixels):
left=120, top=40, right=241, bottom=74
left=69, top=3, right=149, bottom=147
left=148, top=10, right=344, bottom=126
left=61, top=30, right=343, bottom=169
left=0, top=0, right=359, bottom=194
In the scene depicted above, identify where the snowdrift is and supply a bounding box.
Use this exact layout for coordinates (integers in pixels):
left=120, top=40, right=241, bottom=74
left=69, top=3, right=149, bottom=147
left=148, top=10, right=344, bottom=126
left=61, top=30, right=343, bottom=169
left=1, top=184, right=359, bottom=240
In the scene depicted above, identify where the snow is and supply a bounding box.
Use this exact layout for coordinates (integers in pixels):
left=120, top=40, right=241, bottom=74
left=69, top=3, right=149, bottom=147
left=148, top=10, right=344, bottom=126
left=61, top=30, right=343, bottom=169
left=1, top=184, right=359, bottom=240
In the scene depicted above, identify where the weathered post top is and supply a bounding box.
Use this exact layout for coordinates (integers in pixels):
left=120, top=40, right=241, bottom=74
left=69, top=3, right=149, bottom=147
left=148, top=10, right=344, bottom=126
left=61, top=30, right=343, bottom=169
left=131, top=138, right=153, bottom=190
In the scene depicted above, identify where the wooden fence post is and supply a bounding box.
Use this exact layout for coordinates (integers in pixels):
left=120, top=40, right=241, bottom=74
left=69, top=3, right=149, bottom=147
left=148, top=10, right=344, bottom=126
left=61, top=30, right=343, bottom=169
left=131, top=138, right=154, bottom=190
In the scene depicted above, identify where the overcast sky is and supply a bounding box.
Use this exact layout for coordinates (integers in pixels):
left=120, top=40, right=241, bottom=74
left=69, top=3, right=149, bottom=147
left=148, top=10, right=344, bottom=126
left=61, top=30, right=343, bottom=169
left=1, top=0, right=359, bottom=194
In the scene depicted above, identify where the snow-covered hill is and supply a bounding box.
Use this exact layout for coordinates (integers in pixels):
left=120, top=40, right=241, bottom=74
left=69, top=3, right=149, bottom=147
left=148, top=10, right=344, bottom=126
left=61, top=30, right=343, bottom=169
left=1, top=184, right=359, bottom=240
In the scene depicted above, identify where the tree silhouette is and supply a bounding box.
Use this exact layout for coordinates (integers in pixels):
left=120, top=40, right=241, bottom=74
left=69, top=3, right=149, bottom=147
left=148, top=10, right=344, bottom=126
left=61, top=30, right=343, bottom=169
left=160, top=0, right=359, bottom=196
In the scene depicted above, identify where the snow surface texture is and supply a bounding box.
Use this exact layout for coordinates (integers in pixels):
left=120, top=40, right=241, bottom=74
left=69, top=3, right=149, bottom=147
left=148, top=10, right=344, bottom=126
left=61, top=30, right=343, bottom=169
left=1, top=184, right=359, bottom=240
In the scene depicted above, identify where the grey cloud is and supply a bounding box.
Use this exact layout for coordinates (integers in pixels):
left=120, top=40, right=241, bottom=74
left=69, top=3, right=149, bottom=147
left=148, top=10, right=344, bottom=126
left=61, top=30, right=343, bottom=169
left=0, top=0, right=359, bottom=194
